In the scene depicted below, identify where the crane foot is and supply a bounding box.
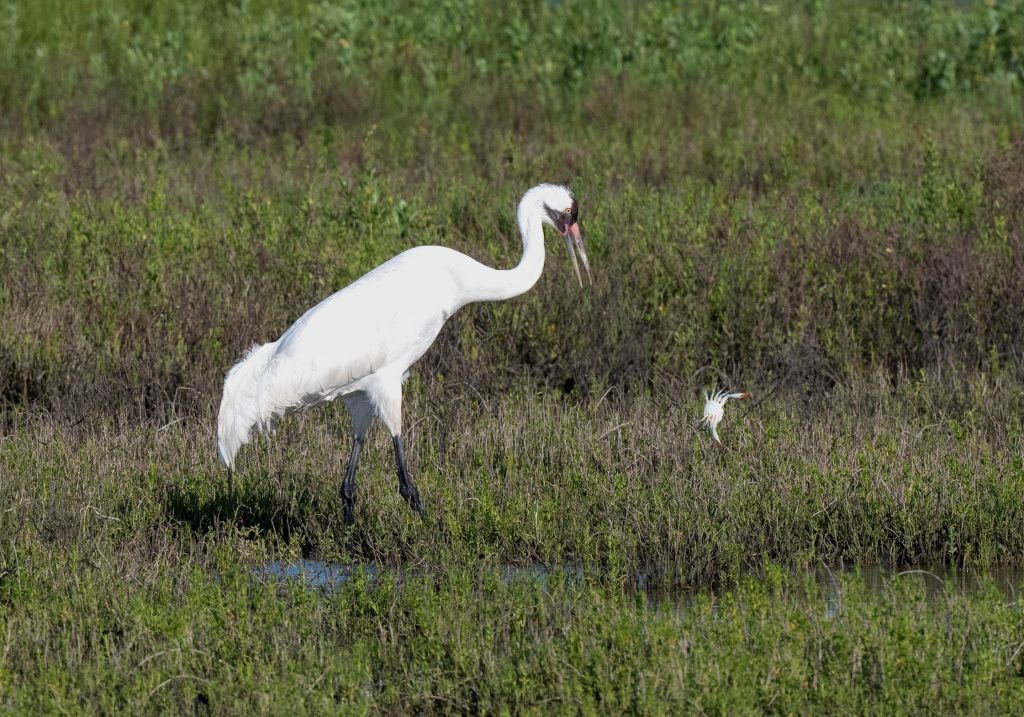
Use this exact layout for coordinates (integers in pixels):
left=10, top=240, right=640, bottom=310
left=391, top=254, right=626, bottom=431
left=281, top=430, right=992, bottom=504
left=400, top=485, right=425, bottom=519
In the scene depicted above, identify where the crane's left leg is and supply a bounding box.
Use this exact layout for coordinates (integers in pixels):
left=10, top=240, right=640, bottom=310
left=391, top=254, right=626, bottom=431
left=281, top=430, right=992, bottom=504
left=341, top=394, right=374, bottom=525
left=374, top=377, right=425, bottom=518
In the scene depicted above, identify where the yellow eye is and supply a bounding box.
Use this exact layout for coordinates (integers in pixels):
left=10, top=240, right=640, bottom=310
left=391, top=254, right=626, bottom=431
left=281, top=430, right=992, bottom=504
left=564, top=207, right=572, bottom=215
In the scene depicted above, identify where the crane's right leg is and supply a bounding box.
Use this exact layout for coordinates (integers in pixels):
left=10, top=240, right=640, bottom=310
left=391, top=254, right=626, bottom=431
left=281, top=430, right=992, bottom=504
left=373, top=377, right=425, bottom=519
left=341, top=394, right=374, bottom=526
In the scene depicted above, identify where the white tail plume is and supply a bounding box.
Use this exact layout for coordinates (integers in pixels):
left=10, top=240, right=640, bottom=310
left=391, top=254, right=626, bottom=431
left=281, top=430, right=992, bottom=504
left=216, top=341, right=280, bottom=468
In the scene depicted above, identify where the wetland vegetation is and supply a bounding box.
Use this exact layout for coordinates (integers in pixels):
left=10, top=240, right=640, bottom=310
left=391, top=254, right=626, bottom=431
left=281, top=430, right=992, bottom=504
left=3, top=0, right=1024, bottom=712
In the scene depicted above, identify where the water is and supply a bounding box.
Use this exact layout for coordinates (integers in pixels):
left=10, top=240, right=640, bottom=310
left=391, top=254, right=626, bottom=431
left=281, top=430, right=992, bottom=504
left=254, top=558, right=1024, bottom=609
left=254, top=559, right=582, bottom=591
left=254, top=559, right=379, bottom=589
left=817, top=562, right=1024, bottom=600
left=815, top=562, right=1024, bottom=617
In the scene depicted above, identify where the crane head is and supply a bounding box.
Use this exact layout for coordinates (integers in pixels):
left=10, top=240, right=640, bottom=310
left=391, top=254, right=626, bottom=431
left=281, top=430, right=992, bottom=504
left=541, top=185, right=591, bottom=288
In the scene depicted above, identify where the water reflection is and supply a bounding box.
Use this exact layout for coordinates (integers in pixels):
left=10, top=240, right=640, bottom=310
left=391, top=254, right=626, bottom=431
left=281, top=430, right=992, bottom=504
left=815, top=562, right=1023, bottom=618
left=254, top=558, right=1024, bottom=611
left=254, top=559, right=378, bottom=589
left=255, top=559, right=582, bottom=591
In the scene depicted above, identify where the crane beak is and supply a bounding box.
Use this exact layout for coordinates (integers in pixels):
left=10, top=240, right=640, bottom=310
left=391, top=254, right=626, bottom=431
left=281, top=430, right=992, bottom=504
left=562, top=222, right=592, bottom=288
left=739, top=392, right=751, bottom=400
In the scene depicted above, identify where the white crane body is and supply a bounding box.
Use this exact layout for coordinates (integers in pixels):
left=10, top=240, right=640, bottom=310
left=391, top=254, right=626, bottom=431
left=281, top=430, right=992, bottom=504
left=216, top=184, right=589, bottom=522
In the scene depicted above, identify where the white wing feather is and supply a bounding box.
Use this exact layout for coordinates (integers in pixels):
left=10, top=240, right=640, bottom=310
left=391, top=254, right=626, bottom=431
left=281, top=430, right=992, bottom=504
left=217, top=246, right=473, bottom=467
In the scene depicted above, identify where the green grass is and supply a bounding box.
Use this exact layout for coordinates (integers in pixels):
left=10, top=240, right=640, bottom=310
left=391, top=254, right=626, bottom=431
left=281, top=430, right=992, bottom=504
left=3, top=554, right=1024, bottom=714
left=3, top=371, right=1023, bottom=585
left=4, top=0, right=1024, bottom=711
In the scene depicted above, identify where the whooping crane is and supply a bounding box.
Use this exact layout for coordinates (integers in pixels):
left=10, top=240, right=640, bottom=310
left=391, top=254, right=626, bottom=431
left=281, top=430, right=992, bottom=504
left=701, top=389, right=751, bottom=445
left=217, top=184, right=590, bottom=524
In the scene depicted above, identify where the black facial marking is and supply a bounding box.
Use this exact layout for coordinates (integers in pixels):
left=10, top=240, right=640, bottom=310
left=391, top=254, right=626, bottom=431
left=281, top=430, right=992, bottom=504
left=545, top=199, right=578, bottom=233
left=545, top=203, right=567, bottom=232
left=545, top=203, right=562, bottom=226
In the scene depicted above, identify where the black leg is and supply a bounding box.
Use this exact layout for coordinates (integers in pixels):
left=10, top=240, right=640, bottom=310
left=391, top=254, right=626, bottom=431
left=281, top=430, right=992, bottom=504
left=393, top=435, right=425, bottom=518
left=341, top=436, right=363, bottom=526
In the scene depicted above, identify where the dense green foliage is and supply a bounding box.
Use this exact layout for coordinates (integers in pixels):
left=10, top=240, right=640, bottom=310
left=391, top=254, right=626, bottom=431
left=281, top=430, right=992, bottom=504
left=2, top=0, right=1023, bottom=134
left=4, top=0, right=1024, bottom=712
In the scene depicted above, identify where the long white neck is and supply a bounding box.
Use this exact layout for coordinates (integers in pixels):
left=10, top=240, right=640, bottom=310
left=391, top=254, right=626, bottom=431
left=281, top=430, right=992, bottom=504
left=459, top=193, right=547, bottom=304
